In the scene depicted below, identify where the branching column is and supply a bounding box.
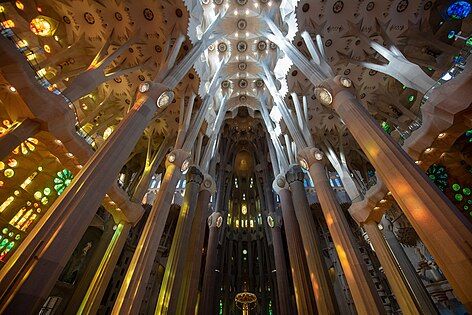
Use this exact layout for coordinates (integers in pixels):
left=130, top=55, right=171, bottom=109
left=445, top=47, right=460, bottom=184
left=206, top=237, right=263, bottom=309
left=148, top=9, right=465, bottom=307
left=199, top=211, right=224, bottom=315
left=0, top=118, right=40, bottom=161
left=155, top=166, right=204, bottom=314
left=0, top=89, right=167, bottom=314
left=299, top=148, right=385, bottom=315
left=273, top=175, right=316, bottom=314
left=177, top=174, right=215, bottom=314
left=319, top=76, right=472, bottom=310
left=285, top=165, right=339, bottom=315
left=112, top=149, right=191, bottom=314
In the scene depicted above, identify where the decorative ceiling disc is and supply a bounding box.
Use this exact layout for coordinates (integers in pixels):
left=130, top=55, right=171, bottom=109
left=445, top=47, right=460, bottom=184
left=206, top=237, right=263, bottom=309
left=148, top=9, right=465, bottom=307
left=238, top=79, right=248, bottom=88
left=217, top=42, right=227, bottom=52
left=238, top=62, right=247, bottom=70
left=257, top=41, right=267, bottom=51
left=221, top=80, right=230, bottom=88
left=237, top=0, right=248, bottom=5
left=237, top=19, right=247, bottom=30
left=237, top=41, right=247, bottom=52
left=255, top=79, right=264, bottom=88
left=239, top=95, right=247, bottom=102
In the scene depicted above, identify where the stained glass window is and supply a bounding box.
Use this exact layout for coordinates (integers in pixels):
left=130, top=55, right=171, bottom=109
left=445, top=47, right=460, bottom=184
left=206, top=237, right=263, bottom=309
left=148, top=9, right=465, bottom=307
left=447, top=1, right=471, bottom=20
left=426, top=164, right=449, bottom=191
left=54, top=169, right=74, bottom=195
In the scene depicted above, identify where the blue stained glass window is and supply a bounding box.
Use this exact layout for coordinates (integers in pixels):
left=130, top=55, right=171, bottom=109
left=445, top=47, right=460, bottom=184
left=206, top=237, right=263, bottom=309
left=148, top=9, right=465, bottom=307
left=447, top=1, right=471, bottom=20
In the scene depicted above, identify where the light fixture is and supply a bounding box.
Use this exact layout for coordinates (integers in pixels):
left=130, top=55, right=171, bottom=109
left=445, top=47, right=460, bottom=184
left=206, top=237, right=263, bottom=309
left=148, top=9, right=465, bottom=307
left=315, top=152, right=324, bottom=161
left=157, top=90, right=174, bottom=108
left=267, top=215, right=275, bottom=228
left=379, top=199, right=386, bottom=204
left=314, top=87, right=333, bottom=106
left=139, top=82, right=150, bottom=93
left=181, top=159, right=190, bottom=172
left=424, top=147, right=433, bottom=153
left=216, top=216, right=223, bottom=227
left=299, top=159, right=308, bottom=170
left=438, top=133, right=446, bottom=139
left=168, top=153, right=176, bottom=163
left=340, top=77, right=352, bottom=88
left=9, top=86, right=17, bottom=93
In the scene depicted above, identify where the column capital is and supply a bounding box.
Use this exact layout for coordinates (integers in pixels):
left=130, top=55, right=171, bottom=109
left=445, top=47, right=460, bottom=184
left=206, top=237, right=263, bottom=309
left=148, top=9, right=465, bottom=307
left=272, top=174, right=289, bottom=193
left=267, top=212, right=283, bottom=229
left=207, top=211, right=223, bottom=229
left=298, top=146, right=326, bottom=169
left=186, top=166, right=204, bottom=185
left=200, top=173, right=216, bottom=194
left=285, top=165, right=305, bottom=184
left=165, top=149, right=191, bottom=170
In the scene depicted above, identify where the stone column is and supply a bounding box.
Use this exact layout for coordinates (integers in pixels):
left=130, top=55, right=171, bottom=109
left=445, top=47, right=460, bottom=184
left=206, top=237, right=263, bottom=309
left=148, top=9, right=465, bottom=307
left=63, top=217, right=115, bottom=314
left=199, top=211, right=223, bottom=315
left=318, top=76, right=472, bottom=310
left=298, top=148, right=385, bottom=315
left=155, top=166, right=204, bottom=315
left=267, top=212, right=293, bottom=315
left=363, top=221, right=422, bottom=315
left=381, top=218, right=438, bottom=314
left=77, top=222, right=131, bottom=314
left=111, top=149, right=191, bottom=314
left=285, top=165, right=339, bottom=315
left=0, top=89, right=171, bottom=314
left=0, top=118, right=40, bottom=161
left=273, top=175, right=316, bottom=314
left=177, top=174, right=215, bottom=314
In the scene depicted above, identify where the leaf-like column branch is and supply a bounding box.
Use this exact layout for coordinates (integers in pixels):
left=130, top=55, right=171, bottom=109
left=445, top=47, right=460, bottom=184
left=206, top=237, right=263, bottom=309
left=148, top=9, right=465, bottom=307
left=62, top=30, right=140, bottom=102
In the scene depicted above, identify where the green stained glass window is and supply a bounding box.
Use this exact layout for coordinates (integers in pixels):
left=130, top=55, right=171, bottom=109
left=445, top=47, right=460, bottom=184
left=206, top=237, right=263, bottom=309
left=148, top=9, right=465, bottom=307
left=381, top=121, right=392, bottom=134
left=54, top=169, right=74, bottom=195
left=455, top=194, right=464, bottom=202
left=426, top=164, right=449, bottom=191
left=452, top=183, right=461, bottom=191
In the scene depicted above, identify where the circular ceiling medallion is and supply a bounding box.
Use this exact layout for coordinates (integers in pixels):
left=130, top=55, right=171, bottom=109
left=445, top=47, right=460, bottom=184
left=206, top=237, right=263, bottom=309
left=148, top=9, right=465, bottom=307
left=221, top=80, right=230, bottom=88
left=237, top=0, right=247, bottom=5
left=155, top=45, right=162, bottom=52
left=257, top=41, right=267, bottom=51
left=255, top=79, right=264, bottom=88
left=84, top=12, right=95, bottom=24
left=213, top=0, right=223, bottom=5
left=269, top=42, right=277, bottom=49
left=366, top=2, right=375, bottom=11
left=333, top=1, right=344, bottom=13
left=239, top=79, right=248, bottom=88
left=424, top=1, right=432, bottom=10
left=114, top=12, right=123, bottom=21
left=217, top=42, right=227, bottom=52
left=208, top=44, right=215, bottom=51
left=397, top=0, right=409, bottom=12
left=63, top=16, right=71, bottom=24
left=201, top=0, right=210, bottom=4
left=238, top=62, right=247, bottom=70
left=239, top=95, right=247, bottom=103
left=302, top=3, right=309, bottom=12
left=237, top=41, right=247, bottom=52
left=143, top=8, right=154, bottom=21
left=237, top=19, right=247, bottom=30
